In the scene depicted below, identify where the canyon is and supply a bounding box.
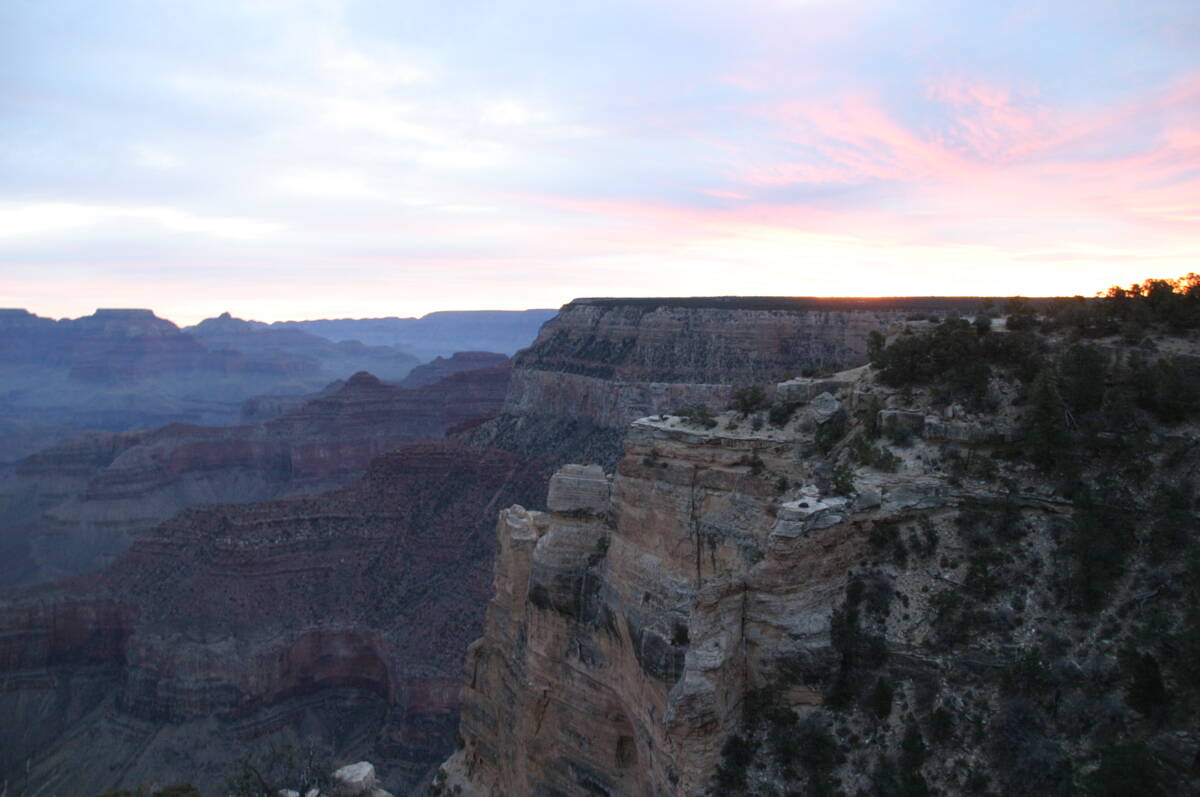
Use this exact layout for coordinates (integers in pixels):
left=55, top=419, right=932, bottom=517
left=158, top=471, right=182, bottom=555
left=6, top=296, right=1190, bottom=796
left=0, top=441, right=542, bottom=796
left=0, top=361, right=511, bottom=588
left=3, top=297, right=927, bottom=794
left=0, top=308, right=549, bottom=464
left=272, top=310, right=558, bottom=362
left=0, top=308, right=418, bottom=464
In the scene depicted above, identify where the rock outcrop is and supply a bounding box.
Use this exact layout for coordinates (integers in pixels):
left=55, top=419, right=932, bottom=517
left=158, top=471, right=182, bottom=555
left=442, top=397, right=872, bottom=795
left=460, top=298, right=982, bottom=489
left=333, top=761, right=395, bottom=797
left=545, top=464, right=611, bottom=514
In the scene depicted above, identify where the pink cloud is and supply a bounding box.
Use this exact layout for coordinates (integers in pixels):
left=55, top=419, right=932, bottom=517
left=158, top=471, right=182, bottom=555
left=453, top=68, right=1199, bottom=300
left=741, top=93, right=974, bottom=185
left=925, top=76, right=1054, bottom=161
left=721, top=70, right=1200, bottom=239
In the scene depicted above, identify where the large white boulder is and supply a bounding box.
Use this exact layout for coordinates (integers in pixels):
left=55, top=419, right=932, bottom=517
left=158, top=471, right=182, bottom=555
left=332, top=762, right=394, bottom=796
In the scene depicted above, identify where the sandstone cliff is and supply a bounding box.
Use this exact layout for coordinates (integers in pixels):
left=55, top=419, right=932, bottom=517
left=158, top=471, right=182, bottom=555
left=483, top=299, right=978, bottom=465
left=440, top=319, right=1200, bottom=796
left=442, top=391, right=869, bottom=795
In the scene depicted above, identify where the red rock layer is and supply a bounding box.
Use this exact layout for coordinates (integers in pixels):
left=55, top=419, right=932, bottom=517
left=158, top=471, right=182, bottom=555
left=0, top=441, right=544, bottom=795
left=400, top=352, right=509, bottom=388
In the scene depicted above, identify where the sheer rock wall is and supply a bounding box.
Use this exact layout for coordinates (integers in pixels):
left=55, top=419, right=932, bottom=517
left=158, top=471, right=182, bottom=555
left=502, top=298, right=967, bottom=431
left=442, top=386, right=886, bottom=795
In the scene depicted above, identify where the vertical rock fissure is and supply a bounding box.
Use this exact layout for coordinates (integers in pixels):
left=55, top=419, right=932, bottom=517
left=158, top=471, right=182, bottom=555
left=532, top=689, right=550, bottom=737
left=689, top=465, right=702, bottom=590
left=739, top=580, right=750, bottom=718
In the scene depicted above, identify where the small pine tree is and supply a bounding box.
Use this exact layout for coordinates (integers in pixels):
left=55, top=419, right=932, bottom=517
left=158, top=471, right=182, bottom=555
left=1124, top=650, right=1170, bottom=723
left=1067, top=482, right=1133, bottom=612
left=730, top=385, right=769, bottom=417
left=1024, top=369, right=1070, bottom=471
left=868, top=677, right=894, bottom=719
left=1059, top=344, right=1107, bottom=415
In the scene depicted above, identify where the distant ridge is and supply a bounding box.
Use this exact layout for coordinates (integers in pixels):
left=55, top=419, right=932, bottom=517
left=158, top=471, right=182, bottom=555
left=274, top=309, right=558, bottom=359
left=571, top=296, right=1059, bottom=311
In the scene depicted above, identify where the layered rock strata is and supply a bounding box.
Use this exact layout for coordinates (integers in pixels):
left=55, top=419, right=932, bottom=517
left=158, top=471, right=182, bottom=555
left=401, top=352, right=510, bottom=388
left=500, top=297, right=977, bottom=433
left=1, top=364, right=511, bottom=586
left=0, top=308, right=421, bottom=462
left=0, top=442, right=544, bottom=796
left=443, top=379, right=880, bottom=795
left=461, top=299, right=978, bottom=492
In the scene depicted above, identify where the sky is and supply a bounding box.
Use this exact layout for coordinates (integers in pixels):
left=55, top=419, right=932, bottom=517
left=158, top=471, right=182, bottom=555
left=1, top=0, right=1198, bottom=324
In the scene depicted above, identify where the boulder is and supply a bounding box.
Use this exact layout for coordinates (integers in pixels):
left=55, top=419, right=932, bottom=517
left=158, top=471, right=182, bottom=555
left=777, top=493, right=850, bottom=531
left=333, top=761, right=376, bottom=788
left=547, top=464, right=611, bottom=514
left=853, top=489, right=882, bottom=511
left=881, top=483, right=946, bottom=513
left=810, top=392, right=841, bottom=424
left=332, top=761, right=394, bottom=797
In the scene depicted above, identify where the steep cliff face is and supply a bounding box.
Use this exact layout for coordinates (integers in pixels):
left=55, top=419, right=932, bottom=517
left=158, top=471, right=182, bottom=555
left=1, top=364, right=511, bottom=586
left=441, top=325, right=1200, bottom=796
left=460, top=298, right=978, bottom=513
left=0, top=442, right=545, bottom=796
left=499, top=298, right=975, bottom=433
left=443, top=394, right=867, bottom=795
